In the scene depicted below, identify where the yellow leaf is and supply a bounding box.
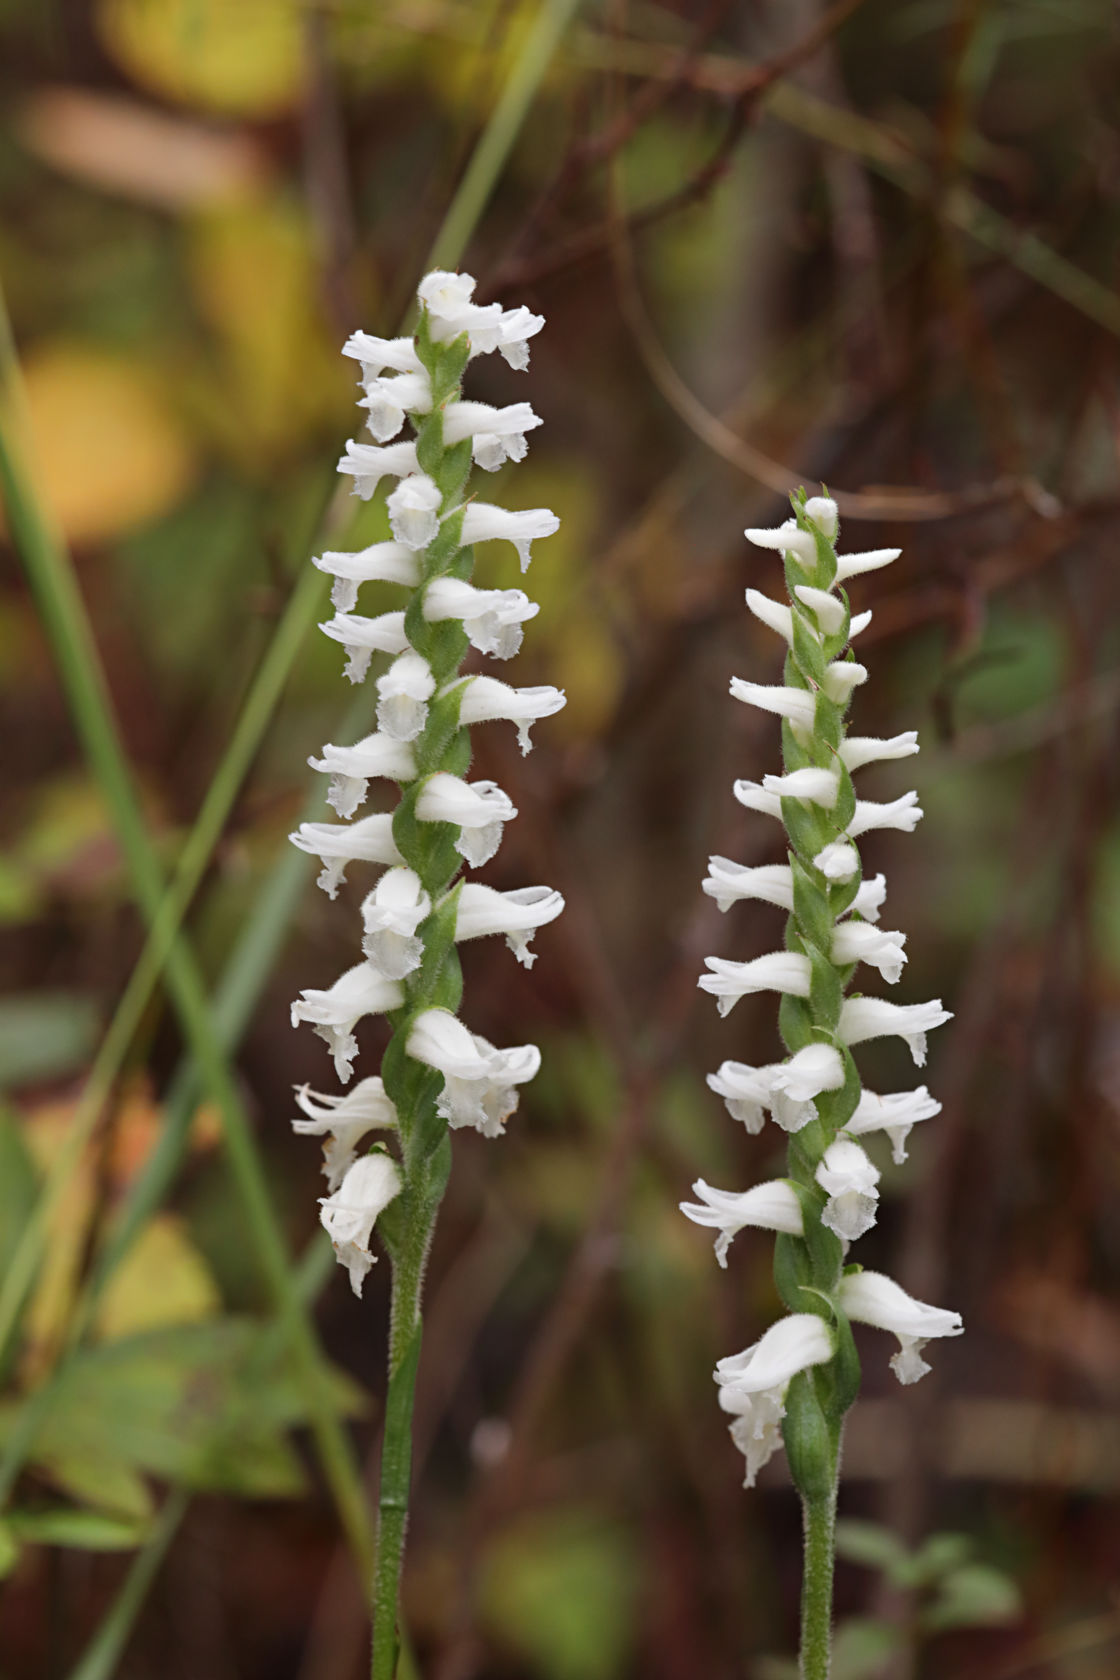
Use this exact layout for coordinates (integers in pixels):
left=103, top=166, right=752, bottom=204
left=185, top=198, right=351, bottom=458
left=14, top=344, right=195, bottom=545
left=93, top=1214, right=221, bottom=1342
left=97, top=0, right=303, bottom=118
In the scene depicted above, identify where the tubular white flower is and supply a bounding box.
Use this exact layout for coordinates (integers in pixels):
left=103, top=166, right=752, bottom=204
left=452, top=675, right=566, bottom=754
left=707, top=1042, right=844, bottom=1134
left=729, top=679, right=816, bottom=733
left=292, top=1076, right=398, bottom=1191
left=388, top=473, right=442, bottom=550
left=762, top=767, right=840, bottom=808
left=289, top=813, right=404, bottom=898
left=837, top=1269, right=963, bottom=1385
left=847, top=791, right=924, bottom=837
left=715, top=1314, right=836, bottom=1487
left=290, top=963, right=405, bottom=1083
left=442, top=400, right=542, bottom=470
left=452, top=882, right=564, bottom=967
left=821, top=660, right=868, bottom=705
left=834, top=548, right=900, bottom=584
left=337, top=438, right=419, bottom=501
left=423, top=577, right=539, bottom=659
left=745, top=589, right=794, bottom=643
left=417, top=270, right=503, bottom=347
left=361, top=867, right=432, bottom=980
left=803, top=495, right=838, bottom=536
left=376, top=650, right=436, bottom=741
left=849, top=873, right=887, bottom=923
left=703, top=859, right=794, bottom=913
left=699, top=951, right=812, bottom=1018
left=459, top=502, right=560, bottom=572
left=839, top=732, right=920, bottom=772
left=341, top=331, right=422, bottom=379
left=494, top=303, right=545, bottom=370
left=844, top=1086, right=941, bottom=1164
left=769, top=1042, right=846, bottom=1111
left=831, top=921, right=908, bottom=983
left=815, top=1138, right=880, bottom=1242
left=406, top=1008, right=540, bottom=1137
left=744, top=519, right=817, bottom=566
left=732, top=780, right=783, bottom=821
left=308, top=732, right=417, bottom=819
left=414, top=773, right=517, bottom=866
left=813, top=839, right=860, bottom=881
left=319, top=1151, right=403, bottom=1297
left=320, top=609, right=410, bottom=684
left=360, top=369, right=433, bottom=441
left=680, top=1178, right=804, bottom=1267
left=313, top=541, right=420, bottom=613
left=793, top=585, right=846, bottom=635
left=839, top=997, right=953, bottom=1067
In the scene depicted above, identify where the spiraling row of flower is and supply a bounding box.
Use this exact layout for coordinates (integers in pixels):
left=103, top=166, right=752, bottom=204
left=288, top=270, right=565, bottom=1295
left=682, top=494, right=962, bottom=1489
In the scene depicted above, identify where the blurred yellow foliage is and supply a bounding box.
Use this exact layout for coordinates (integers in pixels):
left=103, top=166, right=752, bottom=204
left=97, top=0, right=304, bottom=118
left=93, top=1213, right=220, bottom=1341
left=17, top=344, right=196, bottom=545
left=18, top=1083, right=221, bottom=1379
left=186, top=197, right=351, bottom=460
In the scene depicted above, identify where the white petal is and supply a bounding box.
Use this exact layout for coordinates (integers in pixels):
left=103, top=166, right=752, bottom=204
left=680, top=1178, right=803, bottom=1266
left=838, top=997, right=952, bottom=1067
left=744, top=520, right=817, bottom=566
left=816, top=1138, right=880, bottom=1242
left=821, top=660, right=868, bottom=704
left=813, top=841, right=860, bottom=881
left=341, top=331, right=422, bottom=379
left=452, top=882, right=564, bottom=967
left=834, top=548, right=900, bottom=583
left=459, top=503, right=560, bottom=572
left=376, top=650, right=436, bottom=741
left=699, top=952, right=812, bottom=1017
left=313, top=542, right=419, bottom=613
left=848, top=792, right=923, bottom=837
left=423, top=577, right=539, bottom=660
left=293, top=1076, right=399, bottom=1190
left=452, top=675, right=565, bottom=753
left=745, top=589, right=793, bottom=643
left=715, top=1314, right=835, bottom=1395
left=319, top=610, right=410, bottom=684
left=337, top=439, right=419, bottom=501
left=732, top=780, right=783, bottom=821
left=308, top=733, right=417, bottom=819
left=844, top=1086, right=941, bottom=1164
left=729, top=680, right=816, bottom=732
left=289, top=813, right=404, bottom=898
left=793, top=585, right=845, bottom=635
left=762, top=767, right=840, bottom=808
left=839, top=732, right=920, bottom=772
left=415, top=773, right=517, bottom=866
left=319, top=1151, right=402, bottom=1296
left=849, top=873, right=887, bottom=923
left=702, top=859, right=793, bottom=913
left=803, top=496, right=838, bottom=537
left=831, top=921, right=908, bottom=984
left=361, top=867, right=432, bottom=979
left=388, top=474, right=442, bottom=551
left=837, top=1269, right=962, bottom=1383
left=290, top=963, right=405, bottom=1082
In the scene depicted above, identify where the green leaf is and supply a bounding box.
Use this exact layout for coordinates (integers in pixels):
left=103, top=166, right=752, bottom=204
left=0, top=993, right=100, bottom=1090
left=901, top=1530, right=973, bottom=1586
left=7, top=1507, right=150, bottom=1552
left=0, top=1107, right=39, bottom=1276
left=834, top=1519, right=912, bottom=1581
left=831, top=1616, right=904, bottom=1680
left=921, top=1563, right=1022, bottom=1631
left=480, top=1507, right=637, bottom=1680
left=0, top=1520, right=19, bottom=1577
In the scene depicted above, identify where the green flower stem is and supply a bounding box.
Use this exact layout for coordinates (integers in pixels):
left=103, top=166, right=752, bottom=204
left=800, top=1484, right=839, bottom=1680
left=371, top=1201, right=437, bottom=1680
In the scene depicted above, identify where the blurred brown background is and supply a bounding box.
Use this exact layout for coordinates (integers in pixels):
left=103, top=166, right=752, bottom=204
left=1, top=0, right=1119, bottom=1676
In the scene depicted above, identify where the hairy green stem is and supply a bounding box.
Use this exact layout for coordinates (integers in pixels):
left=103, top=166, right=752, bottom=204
left=800, top=1484, right=838, bottom=1680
